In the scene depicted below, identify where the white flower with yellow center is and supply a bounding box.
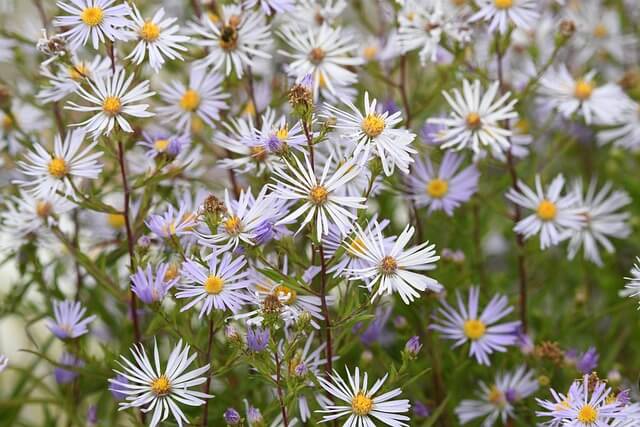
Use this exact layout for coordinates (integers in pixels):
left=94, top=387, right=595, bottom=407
left=470, top=0, right=539, bottom=34
left=538, top=65, right=632, bottom=125
left=190, top=5, right=272, bottom=78
left=14, top=128, right=102, bottom=200
left=177, top=253, right=252, bottom=318
left=38, top=55, right=112, bottom=104
left=506, top=174, right=585, bottom=250
left=428, top=80, right=518, bottom=155
left=109, top=339, right=212, bottom=427
left=315, top=366, right=411, bottom=426
left=54, top=0, right=131, bottom=50
left=324, top=92, right=417, bottom=176
left=125, top=5, right=190, bottom=72
left=158, top=66, right=229, bottom=134
left=66, top=69, right=155, bottom=138
left=345, top=221, right=442, bottom=304
left=431, top=286, right=521, bottom=365
left=271, top=154, right=367, bottom=241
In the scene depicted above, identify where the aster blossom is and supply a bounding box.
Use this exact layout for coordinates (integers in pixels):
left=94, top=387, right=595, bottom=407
left=470, top=0, right=540, bottom=34
left=131, top=262, right=179, bottom=304
left=47, top=300, right=96, bottom=340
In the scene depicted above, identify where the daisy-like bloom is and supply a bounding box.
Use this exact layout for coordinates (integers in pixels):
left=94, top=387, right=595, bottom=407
left=324, top=92, right=417, bottom=176
left=190, top=5, right=272, bottom=78
left=46, top=300, right=96, bottom=340
left=244, top=0, right=295, bottom=15
left=567, top=180, right=631, bottom=266
left=456, top=365, right=538, bottom=426
left=197, top=187, right=276, bottom=251
left=345, top=222, right=442, bottom=304
left=506, top=174, right=585, bottom=250
left=176, top=253, right=252, bottom=317
left=288, top=0, right=348, bottom=29
left=38, top=55, right=112, bottom=104
left=54, top=0, right=131, bottom=50
left=14, top=129, right=102, bottom=200
left=597, top=102, right=640, bottom=151
left=470, top=0, right=539, bottom=34
left=0, top=191, right=74, bottom=237
left=315, top=366, right=411, bottom=426
left=538, top=65, right=632, bottom=125
left=125, top=5, right=189, bottom=72
left=279, top=24, right=364, bottom=99
left=66, top=69, right=155, bottom=138
left=407, top=151, right=479, bottom=216
left=109, top=339, right=212, bottom=427
left=146, top=201, right=198, bottom=240
left=137, top=130, right=188, bottom=160
left=430, top=286, right=521, bottom=365
left=158, top=66, right=229, bottom=134
left=537, top=375, right=627, bottom=426
left=271, top=154, right=367, bottom=241
left=428, top=80, right=518, bottom=155
left=131, top=262, right=179, bottom=305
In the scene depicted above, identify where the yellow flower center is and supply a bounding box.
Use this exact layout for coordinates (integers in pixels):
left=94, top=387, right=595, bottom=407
left=36, top=201, right=52, bottom=218
left=81, top=7, right=104, bottom=27
left=463, top=319, right=486, bottom=340
left=363, top=46, right=378, bottom=61
left=348, top=237, right=367, bottom=257
left=593, top=23, right=608, bottom=38
left=224, top=215, right=242, bottom=235
left=274, top=285, right=297, bottom=305
left=380, top=255, right=398, bottom=274
left=250, top=145, right=268, bottom=161
left=204, top=275, right=224, bottom=294
left=515, top=119, right=529, bottom=134
left=466, top=112, right=482, bottom=129
left=309, top=185, right=329, bottom=205
left=536, top=199, right=557, bottom=221
left=48, top=157, right=68, bottom=178
left=494, top=0, right=513, bottom=9
left=555, top=399, right=571, bottom=410
left=309, top=47, right=326, bottom=64
left=150, top=375, right=171, bottom=396
left=2, top=115, right=13, bottom=130
left=180, top=89, right=201, bottom=112
left=426, top=178, right=449, bottom=198
left=574, top=79, right=594, bottom=101
left=244, top=100, right=256, bottom=116
left=276, top=126, right=289, bottom=141
left=351, top=392, right=373, bottom=416
left=577, top=404, right=598, bottom=424
left=68, top=63, right=89, bottom=81
left=102, top=96, right=122, bottom=116
left=487, top=385, right=505, bottom=407
left=154, top=139, right=170, bottom=152
left=361, top=114, right=385, bottom=138
left=164, top=264, right=179, bottom=281
left=140, top=21, right=161, bottom=42
left=605, top=395, right=617, bottom=405
left=107, top=213, right=125, bottom=229
left=163, top=221, right=177, bottom=236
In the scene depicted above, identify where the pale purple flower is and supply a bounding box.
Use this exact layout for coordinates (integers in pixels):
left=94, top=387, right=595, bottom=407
left=566, top=347, right=599, bottom=374
left=224, top=408, right=241, bottom=425
left=414, top=401, right=431, bottom=418
left=431, top=287, right=521, bottom=365
left=405, top=336, right=422, bottom=357
left=246, top=327, right=269, bottom=352
left=145, top=202, right=197, bottom=239
left=47, top=300, right=96, bottom=340
left=87, top=405, right=98, bottom=424
left=109, top=374, right=128, bottom=400
left=130, top=262, right=178, bottom=304
left=54, top=353, right=84, bottom=384
left=360, top=306, right=394, bottom=347
left=138, top=130, right=188, bottom=159
left=407, top=151, right=479, bottom=216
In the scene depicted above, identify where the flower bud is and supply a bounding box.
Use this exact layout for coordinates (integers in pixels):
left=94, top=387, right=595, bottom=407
left=404, top=336, right=422, bottom=358
left=224, top=408, right=241, bottom=425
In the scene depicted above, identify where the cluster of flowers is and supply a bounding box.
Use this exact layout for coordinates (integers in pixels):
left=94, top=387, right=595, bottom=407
left=1, top=0, right=640, bottom=426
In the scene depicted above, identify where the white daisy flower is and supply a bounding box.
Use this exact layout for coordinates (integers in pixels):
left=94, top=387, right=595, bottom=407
left=0, top=191, right=74, bottom=237
left=428, top=80, right=518, bottom=155
left=324, top=92, right=417, bottom=176
left=623, top=258, right=640, bottom=304
left=597, top=102, right=640, bottom=151
left=567, top=180, right=631, bottom=267
left=506, top=174, right=585, bottom=250
left=54, top=0, right=131, bottom=50
left=177, top=253, right=252, bottom=318
left=315, top=366, right=411, bottom=426
left=345, top=221, right=442, bottom=304
left=278, top=24, right=364, bottom=99
left=14, top=128, right=103, bottom=200
left=158, top=66, right=229, bottom=134
left=109, top=339, right=212, bottom=427
left=190, top=5, right=272, bottom=78
left=287, top=0, right=347, bottom=29
left=66, top=69, right=155, bottom=138
left=125, top=5, right=190, bottom=72
left=538, top=65, right=632, bottom=125
left=470, top=0, right=539, bottom=34
left=456, top=365, right=539, bottom=426
left=270, top=154, right=367, bottom=241
left=431, top=286, right=521, bottom=365
left=38, top=55, right=112, bottom=104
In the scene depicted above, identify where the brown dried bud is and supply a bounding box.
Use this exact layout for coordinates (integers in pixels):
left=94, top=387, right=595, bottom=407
left=262, top=294, right=283, bottom=314
left=558, top=20, right=576, bottom=38
left=534, top=341, right=565, bottom=365
left=203, top=195, right=226, bottom=216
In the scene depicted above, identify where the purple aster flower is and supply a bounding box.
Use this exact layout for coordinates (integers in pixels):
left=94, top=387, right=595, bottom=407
left=86, top=405, right=98, bottom=424
left=405, top=336, right=422, bottom=357
left=382, top=99, right=400, bottom=115
left=54, top=353, right=84, bottom=384
left=617, top=389, right=631, bottom=405
left=421, top=119, right=446, bottom=145
left=407, top=151, right=480, bottom=216
left=47, top=300, right=96, bottom=340
left=109, top=373, right=128, bottom=400
left=567, top=346, right=599, bottom=374
left=145, top=202, right=197, bottom=240
left=253, top=199, right=293, bottom=245
left=414, top=401, right=431, bottom=418
left=245, top=402, right=263, bottom=424
left=360, top=306, right=394, bottom=347
left=138, top=130, right=189, bottom=159
left=224, top=407, right=241, bottom=425
left=246, top=327, right=269, bottom=352
left=130, top=262, right=178, bottom=304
